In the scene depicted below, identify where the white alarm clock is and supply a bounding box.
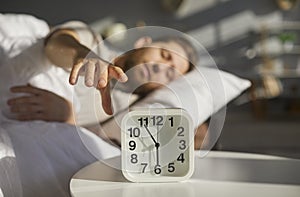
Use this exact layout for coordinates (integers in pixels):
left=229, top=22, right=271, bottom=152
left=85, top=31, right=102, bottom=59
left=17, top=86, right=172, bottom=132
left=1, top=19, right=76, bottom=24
left=121, top=108, right=194, bottom=182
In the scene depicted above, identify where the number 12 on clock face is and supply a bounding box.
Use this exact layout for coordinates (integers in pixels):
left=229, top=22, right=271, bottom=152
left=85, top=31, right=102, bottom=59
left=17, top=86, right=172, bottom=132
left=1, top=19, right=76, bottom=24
left=121, top=108, right=194, bottom=182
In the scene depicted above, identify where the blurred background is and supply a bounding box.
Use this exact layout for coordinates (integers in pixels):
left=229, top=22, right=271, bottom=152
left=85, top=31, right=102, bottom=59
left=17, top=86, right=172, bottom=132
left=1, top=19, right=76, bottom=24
left=1, top=0, right=300, bottom=158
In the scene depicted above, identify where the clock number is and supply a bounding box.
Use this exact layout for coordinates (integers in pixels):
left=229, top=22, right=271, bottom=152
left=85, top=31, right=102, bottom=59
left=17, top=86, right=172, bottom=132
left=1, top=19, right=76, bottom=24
left=156, top=116, right=164, bottom=126
left=141, top=163, right=148, bottom=173
left=138, top=117, right=148, bottom=127
left=128, top=127, right=140, bottom=137
left=177, top=126, right=184, bottom=136
left=128, top=140, right=136, bottom=151
left=168, top=162, right=175, bottom=173
left=138, top=116, right=163, bottom=126
left=168, top=117, right=174, bottom=127
left=177, top=153, right=185, bottom=163
left=179, top=140, right=186, bottom=150
left=130, top=154, right=138, bottom=164
left=156, top=116, right=163, bottom=126
left=154, top=165, right=161, bottom=174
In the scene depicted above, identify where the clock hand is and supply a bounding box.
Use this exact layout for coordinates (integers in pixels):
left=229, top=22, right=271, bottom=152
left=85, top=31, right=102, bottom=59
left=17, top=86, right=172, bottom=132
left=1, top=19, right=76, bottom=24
left=144, top=124, right=158, bottom=145
left=144, top=124, right=160, bottom=166
left=155, top=142, right=160, bottom=166
left=155, top=125, right=160, bottom=166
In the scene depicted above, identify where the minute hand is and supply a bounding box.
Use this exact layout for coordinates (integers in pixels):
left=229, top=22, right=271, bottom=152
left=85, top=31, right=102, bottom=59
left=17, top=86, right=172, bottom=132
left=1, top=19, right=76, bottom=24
left=144, top=124, right=160, bottom=165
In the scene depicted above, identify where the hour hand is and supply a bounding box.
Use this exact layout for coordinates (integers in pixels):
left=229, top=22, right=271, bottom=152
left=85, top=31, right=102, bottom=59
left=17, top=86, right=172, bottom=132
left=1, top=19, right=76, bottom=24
left=144, top=124, right=157, bottom=145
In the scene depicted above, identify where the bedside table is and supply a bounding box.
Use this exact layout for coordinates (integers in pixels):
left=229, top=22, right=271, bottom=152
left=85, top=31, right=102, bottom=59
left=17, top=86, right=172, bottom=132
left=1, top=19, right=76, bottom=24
left=70, top=151, right=300, bottom=197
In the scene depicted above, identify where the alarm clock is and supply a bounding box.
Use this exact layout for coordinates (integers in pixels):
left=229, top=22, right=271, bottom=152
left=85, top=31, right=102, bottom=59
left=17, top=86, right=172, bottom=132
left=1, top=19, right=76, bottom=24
left=121, top=108, right=194, bottom=182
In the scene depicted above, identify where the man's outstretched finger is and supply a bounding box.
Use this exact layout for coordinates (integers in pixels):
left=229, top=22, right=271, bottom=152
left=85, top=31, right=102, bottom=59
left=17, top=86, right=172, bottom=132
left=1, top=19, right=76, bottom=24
left=97, top=63, right=109, bottom=89
left=69, top=60, right=84, bottom=85
left=108, top=66, right=128, bottom=82
left=85, top=61, right=96, bottom=87
left=99, top=83, right=113, bottom=115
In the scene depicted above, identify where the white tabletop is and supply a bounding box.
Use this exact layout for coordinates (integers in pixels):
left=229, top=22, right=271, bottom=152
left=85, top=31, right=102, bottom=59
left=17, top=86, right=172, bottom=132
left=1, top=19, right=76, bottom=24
left=70, top=151, right=300, bottom=197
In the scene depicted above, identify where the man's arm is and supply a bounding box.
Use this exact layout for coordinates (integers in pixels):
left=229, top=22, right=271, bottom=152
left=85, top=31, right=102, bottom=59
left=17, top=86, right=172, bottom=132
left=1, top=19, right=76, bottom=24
left=44, top=29, right=90, bottom=70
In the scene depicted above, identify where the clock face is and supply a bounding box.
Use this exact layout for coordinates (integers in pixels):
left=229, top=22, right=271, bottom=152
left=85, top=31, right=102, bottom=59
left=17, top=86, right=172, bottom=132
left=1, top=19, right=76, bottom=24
left=121, top=108, right=194, bottom=182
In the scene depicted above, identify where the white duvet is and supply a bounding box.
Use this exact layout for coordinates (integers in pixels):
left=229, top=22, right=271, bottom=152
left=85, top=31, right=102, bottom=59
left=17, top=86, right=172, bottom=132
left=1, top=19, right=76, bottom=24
left=0, top=13, right=120, bottom=197
left=1, top=115, right=120, bottom=197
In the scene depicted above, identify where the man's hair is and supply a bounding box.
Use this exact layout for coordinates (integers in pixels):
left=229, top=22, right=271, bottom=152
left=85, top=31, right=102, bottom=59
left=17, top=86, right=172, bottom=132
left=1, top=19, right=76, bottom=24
left=154, top=36, right=199, bottom=72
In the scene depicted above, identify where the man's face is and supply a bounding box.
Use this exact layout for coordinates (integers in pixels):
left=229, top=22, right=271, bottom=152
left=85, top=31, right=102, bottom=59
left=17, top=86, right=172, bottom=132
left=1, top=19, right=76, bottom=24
left=121, top=41, right=190, bottom=94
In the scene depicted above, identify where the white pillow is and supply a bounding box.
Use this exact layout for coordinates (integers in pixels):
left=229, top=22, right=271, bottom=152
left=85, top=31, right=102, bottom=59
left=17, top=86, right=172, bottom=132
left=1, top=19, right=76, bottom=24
left=130, top=67, right=251, bottom=128
left=100, top=67, right=250, bottom=144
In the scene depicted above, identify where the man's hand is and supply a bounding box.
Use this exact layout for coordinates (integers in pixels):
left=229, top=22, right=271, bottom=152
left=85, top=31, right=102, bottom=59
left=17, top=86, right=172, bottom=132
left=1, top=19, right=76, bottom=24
left=45, top=30, right=128, bottom=115
left=7, top=84, right=75, bottom=124
left=69, top=50, right=128, bottom=115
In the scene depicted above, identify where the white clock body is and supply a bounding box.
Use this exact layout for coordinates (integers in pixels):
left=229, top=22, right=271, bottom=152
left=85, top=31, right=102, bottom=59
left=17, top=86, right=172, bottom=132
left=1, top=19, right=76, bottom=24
left=121, top=108, right=194, bottom=182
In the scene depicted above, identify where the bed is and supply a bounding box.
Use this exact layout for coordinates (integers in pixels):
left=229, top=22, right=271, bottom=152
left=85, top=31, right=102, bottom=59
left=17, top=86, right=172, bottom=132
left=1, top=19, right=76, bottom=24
left=0, top=13, right=250, bottom=197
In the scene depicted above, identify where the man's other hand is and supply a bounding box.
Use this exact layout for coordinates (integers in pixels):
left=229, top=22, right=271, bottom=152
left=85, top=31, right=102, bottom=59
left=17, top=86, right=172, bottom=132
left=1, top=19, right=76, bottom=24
left=7, top=84, right=75, bottom=124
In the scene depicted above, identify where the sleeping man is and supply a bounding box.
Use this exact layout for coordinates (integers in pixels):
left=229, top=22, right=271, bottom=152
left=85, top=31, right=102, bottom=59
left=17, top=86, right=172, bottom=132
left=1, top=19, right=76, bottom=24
left=9, top=28, right=197, bottom=114
left=0, top=14, right=203, bottom=197
left=6, top=19, right=201, bottom=146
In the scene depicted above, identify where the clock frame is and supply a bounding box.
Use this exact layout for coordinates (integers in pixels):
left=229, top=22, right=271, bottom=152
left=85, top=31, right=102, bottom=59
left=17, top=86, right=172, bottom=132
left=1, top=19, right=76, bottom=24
left=121, top=108, right=194, bottom=182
